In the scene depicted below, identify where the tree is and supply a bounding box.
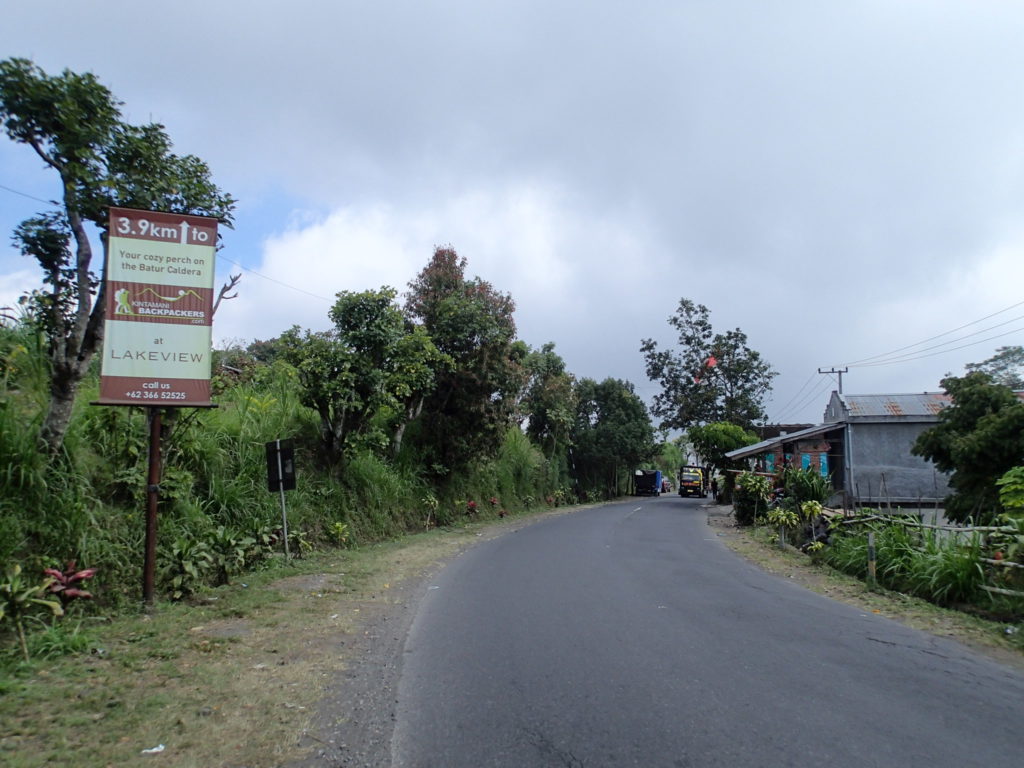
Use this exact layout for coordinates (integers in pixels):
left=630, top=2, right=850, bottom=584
left=966, top=345, right=1024, bottom=390
left=572, top=377, right=656, bottom=498
left=687, top=421, right=758, bottom=478
left=913, top=372, right=1024, bottom=524
left=404, top=247, right=527, bottom=475
left=280, top=287, right=447, bottom=462
left=0, top=58, right=236, bottom=453
left=641, top=298, right=775, bottom=431
left=522, top=342, right=577, bottom=460
left=654, top=438, right=686, bottom=481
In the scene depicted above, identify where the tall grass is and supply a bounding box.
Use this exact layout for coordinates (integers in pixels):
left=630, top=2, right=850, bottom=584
left=338, top=450, right=421, bottom=541
left=824, top=522, right=985, bottom=606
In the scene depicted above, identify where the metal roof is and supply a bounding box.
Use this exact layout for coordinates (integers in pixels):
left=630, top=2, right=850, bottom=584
left=724, top=422, right=844, bottom=460
left=829, top=392, right=950, bottom=419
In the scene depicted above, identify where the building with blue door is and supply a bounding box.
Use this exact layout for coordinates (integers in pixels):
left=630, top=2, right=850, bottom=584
left=726, top=391, right=952, bottom=509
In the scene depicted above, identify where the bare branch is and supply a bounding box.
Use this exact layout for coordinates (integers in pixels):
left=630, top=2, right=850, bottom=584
left=211, top=273, right=241, bottom=318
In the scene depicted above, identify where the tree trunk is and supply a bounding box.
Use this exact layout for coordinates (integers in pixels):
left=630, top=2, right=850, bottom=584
left=38, top=208, right=106, bottom=456
left=392, top=396, right=425, bottom=456
left=39, top=370, right=78, bottom=454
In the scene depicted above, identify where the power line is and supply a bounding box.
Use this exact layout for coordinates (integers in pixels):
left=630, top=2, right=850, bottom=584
left=0, top=182, right=60, bottom=207
left=853, top=325, right=1024, bottom=368
left=771, top=374, right=836, bottom=424
left=846, top=313, right=1024, bottom=367
left=216, top=254, right=333, bottom=303
left=841, top=298, right=1024, bottom=367
left=767, top=371, right=817, bottom=420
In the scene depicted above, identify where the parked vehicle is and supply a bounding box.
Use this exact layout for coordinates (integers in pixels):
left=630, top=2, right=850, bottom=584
left=634, top=469, right=662, bottom=496
left=678, top=465, right=707, bottom=498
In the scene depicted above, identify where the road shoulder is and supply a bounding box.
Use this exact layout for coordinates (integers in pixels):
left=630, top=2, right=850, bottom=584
left=704, top=503, right=1024, bottom=672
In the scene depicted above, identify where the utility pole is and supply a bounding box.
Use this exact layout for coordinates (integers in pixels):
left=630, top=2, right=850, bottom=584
left=818, top=367, right=848, bottom=394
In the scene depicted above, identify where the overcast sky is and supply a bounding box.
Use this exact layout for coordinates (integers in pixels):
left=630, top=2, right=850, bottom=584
left=2, top=1, right=1023, bottom=426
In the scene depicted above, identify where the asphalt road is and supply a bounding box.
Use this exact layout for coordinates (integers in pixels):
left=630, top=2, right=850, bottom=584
left=390, top=497, right=1024, bottom=767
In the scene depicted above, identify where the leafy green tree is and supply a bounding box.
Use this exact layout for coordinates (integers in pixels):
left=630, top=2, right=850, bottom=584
left=522, top=342, right=576, bottom=460
left=913, top=372, right=1024, bottom=524
left=404, top=247, right=527, bottom=475
left=246, top=336, right=289, bottom=364
left=280, top=287, right=447, bottom=462
left=641, top=298, right=775, bottom=431
left=655, top=439, right=686, bottom=482
left=572, top=377, right=656, bottom=497
left=687, top=421, right=758, bottom=478
left=0, top=58, right=235, bottom=453
left=966, top=345, right=1024, bottom=390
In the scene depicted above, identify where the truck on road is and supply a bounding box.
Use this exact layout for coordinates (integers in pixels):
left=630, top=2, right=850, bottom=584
left=634, top=469, right=663, bottom=496
left=678, top=465, right=707, bottom=498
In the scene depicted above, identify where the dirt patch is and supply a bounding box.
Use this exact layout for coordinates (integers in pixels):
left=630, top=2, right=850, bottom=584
left=705, top=504, right=1024, bottom=671
left=190, top=619, right=253, bottom=639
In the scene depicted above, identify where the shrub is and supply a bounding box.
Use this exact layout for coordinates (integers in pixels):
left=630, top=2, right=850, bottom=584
left=996, top=466, right=1024, bottom=517
left=783, top=467, right=832, bottom=505
left=733, top=472, right=771, bottom=526
left=824, top=521, right=985, bottom=606
left=1, top=564, right=64, bottom=661
left=163, top=537, right=214, bottom=601
left=42, top=560, right=97, bottom=609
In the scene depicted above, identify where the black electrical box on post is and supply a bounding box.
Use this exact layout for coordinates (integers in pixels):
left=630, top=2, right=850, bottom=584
left=266, top=439, right=296, bottom=492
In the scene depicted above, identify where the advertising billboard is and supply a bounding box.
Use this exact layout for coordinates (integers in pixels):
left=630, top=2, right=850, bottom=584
left=98, top=207, right=219, bottom=406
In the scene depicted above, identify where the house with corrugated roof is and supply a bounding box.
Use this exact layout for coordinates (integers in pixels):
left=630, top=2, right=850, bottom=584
left=726, top=391, right=952, bottom=508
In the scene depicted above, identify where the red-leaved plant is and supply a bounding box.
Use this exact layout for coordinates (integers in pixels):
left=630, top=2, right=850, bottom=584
left=44, top=560, right=97, bottom=608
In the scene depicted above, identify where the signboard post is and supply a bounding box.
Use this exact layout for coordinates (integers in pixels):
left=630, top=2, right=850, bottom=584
left=96, top=207, right=220, bottom=605
left=266, top=439, right=296, bottom=560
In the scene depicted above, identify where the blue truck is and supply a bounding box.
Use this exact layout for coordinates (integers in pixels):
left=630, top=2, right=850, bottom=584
left=634, top=469, right=662, bottom=496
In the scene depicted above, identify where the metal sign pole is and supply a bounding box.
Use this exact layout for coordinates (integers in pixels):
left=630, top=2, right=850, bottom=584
left=275, top=439, right=290, bottom=560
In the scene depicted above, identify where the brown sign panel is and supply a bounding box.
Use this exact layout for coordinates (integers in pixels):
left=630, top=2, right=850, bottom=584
left=98, top=207, right=219, bottom=407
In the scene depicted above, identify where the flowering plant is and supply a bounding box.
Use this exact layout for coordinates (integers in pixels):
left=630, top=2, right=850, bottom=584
left=489, top=496, right=499, bottom=507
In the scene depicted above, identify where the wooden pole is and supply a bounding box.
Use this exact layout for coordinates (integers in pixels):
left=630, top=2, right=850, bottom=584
left=867, top=531, right=877, bottom=587
left=143, top=408, right=162, bottom=606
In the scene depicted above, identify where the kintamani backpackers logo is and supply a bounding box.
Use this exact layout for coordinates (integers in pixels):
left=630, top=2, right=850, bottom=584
left=113, top=287, right=208, bottom=321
